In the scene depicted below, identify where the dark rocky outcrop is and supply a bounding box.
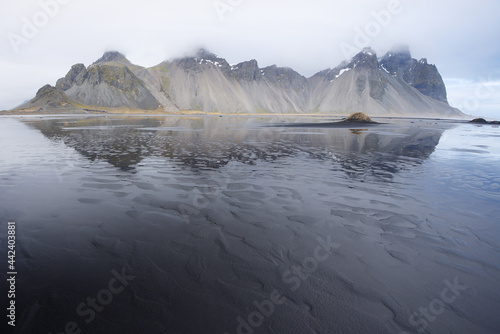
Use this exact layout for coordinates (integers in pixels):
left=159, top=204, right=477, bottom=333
left=408, top=58, right=448, bottom=103
left=173, top=49, right=231, bottom=73
left=92, top=51, right=131, bottom=66
left=470, top=118, right=500, bottom=124
left=228, top=59, right=262, bottom=81
left=380, top=44, right=448, bottom=103
left=470, top=118, right=489, bottom=123
left=13, top=84, right=82, bottom=112
left=56, top=64, right=87, bottom=90
left=259, top=65, right=308, bottom=90
left=55, top=58, right=159, bottom=110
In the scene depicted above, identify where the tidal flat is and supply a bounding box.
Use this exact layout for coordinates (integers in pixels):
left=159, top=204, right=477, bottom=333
left=0, top=115, right=499, bottom=334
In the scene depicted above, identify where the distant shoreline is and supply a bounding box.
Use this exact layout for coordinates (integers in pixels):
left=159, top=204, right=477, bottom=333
left=0, top=109, right=472, bottom=121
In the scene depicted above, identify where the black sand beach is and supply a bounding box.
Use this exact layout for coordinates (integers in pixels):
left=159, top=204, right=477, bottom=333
left=0, top=115, right=499, bottom=334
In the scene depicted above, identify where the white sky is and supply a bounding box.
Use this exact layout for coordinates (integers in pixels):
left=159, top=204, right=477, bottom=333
left=0, top=0, right=499, bottom=118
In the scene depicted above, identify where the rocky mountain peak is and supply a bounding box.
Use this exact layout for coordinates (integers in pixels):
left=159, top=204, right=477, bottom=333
left=259, top=65, right=308, bottom=90
left=195, top=48, right=219, bottom=60
left=349, top=47, right=378, bottom=70
left=361, top=47, right=377, bottom=56
left=380, top=44, right=412, bottom=75
left=380, top=45, right=448, bottom=103
left=54, top=56, right=159, bottom=110
left=314, top=48, right=380, bottom=82
left=18, top=84, right=76, bottom=111
left=34, top=84, right=57, bottom=100
left=228, top=59, right=261, bottom=81
left=56, top=63, right=88, bottom=90
left=191, top=48, right=227, bottom=66
left=92, top=51, right=129, bottom=65
left=173, top=48, right=230, bottom=72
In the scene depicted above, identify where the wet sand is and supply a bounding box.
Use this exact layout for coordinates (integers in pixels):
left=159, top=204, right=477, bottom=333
left=0, top=115, right=499, bottom=333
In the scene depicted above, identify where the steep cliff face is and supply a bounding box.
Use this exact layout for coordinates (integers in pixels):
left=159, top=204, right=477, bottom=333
left=380, top=45, right=448, bottom=103
left=407, top=58, right=448, bottom=103
left=17, top=47, right=463, bottom=116
left=307, top=47, right=459, bottom=116
left=55, top=52, right=159, bottom=110
left=56, top=64, right=88, bottom=90
left=227, top=60, right=261, bottom=81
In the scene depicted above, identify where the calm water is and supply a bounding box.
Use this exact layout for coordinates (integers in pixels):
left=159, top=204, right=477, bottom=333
left=0, top=115, right=499, bottom=334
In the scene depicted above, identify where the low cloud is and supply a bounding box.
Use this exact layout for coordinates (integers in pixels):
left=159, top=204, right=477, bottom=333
left=0, top=0, right=499, bottom=116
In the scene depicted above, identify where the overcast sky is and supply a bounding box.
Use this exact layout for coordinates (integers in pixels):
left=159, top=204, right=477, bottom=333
left=0, top=0, right=499, bottom=117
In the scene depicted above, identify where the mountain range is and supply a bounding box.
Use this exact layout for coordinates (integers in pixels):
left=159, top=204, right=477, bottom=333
left=13, top=45, right=464, bottom=117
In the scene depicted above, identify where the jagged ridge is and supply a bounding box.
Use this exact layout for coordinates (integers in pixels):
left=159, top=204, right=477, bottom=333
left=380, top=44, right=448, bottom=103
left=54, top=52, right=159, bottom=110
left=15, top=47, right=463, bottom=117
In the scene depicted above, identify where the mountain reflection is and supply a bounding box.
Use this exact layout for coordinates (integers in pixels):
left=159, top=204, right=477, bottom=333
left=23, top=116, right=450, bottom=180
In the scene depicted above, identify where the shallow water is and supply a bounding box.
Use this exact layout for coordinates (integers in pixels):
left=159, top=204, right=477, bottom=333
left=0, top=115, right=499, bottom=334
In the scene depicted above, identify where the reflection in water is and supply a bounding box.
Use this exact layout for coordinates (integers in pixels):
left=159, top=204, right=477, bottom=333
left=25, top=116, right=447, bottom=181
left=4, top=116, right=498, bottom=334
left=349, top=129, right=368, bottom=135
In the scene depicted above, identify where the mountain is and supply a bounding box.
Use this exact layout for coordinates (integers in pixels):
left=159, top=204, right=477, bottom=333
left=308, top=47, right=458, bottom=116
left=54, top=52, right=159, bottom=110
left=136, top=48, right=310, bottom=114
left=12, top=84, right=86, bottom=112
left=13, top=46, right=464, bottom=117
left=379, top=44, right=448, bottom=103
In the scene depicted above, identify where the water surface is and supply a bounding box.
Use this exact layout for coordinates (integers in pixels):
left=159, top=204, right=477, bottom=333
left=0, top=115, right=499, bottom=334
